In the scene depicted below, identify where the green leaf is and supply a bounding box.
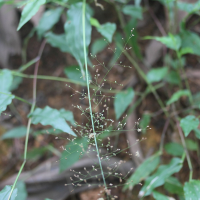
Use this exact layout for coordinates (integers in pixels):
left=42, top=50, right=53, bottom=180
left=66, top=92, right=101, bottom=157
left=165, top=70, right=181, bottom=85
left=1, top=126, right=28, bottom=140
left=140, top=113, right=151, bottom=134
left=45, top=32, right=69, bottom=52
left=139, top=158, right=183, bottom=197
left=164, top=176, right=184, bottom=195
left=26, top=147, right=47, bottom=160
left=9, top=76, right=23, bottom=92
left=96, top=22, right=116, bottom=43
left=152, top=191, right=174, bottom=200
left=193, top=92, right=200, bottom=108
left=178, top=47, right=193, bottom=57
left=0, top=69, right=13, bottom=92
left=184, top=180, right=200, bottom=200
left=91, top=38, right=107, bottom=55
left=144, top=34, right=181, bottom=50
left=114, top=87, right=134, bottom=120
left=194, top=128, right=200, bottom=139
left=15, top=181, right=27, bottom=200
left=123, top=151, right=160, bottom=191
left=177, top=1, right=200, bottom=14
left=166, top=90, right=191, bottom=105
left=60, top=137, right=88, bottom=172
left=64, top=65, right=91, bottom=83
left=0, top=93, right=15, bottom=115
left=90, top=17, right=100, bottom=28
left=147, top=67, right=168, bottom=83
left=185, top=139, right=198, bottom=151
left=164, top=142, right=184, bottom=156
left=64, top=2, right=92, bottom=79
left=180, top=30, right=200, bottom=56
left=17, top=0, right=46, bottom=30
left=122, top=5, right=142, bottom=19
left=59, top=109, right=76, bottom=126
left=180, top=115, right=199, bottom=137
left=37, top=7, right=63, bottom=38
left=0, top=185, right=17, bottom=200
left=29, top=106, right=76, bottom=136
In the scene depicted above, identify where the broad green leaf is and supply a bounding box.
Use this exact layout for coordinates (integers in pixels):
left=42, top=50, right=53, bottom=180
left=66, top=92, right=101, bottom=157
left=122, top=5, right=142, bottom=19
left=139, top=158, right=183, bottom=196
left=165, top=70, right=181, bottom=85
left=9, top=77, right=23, bottom=91
left=153, top=191, right=175, bottom=200
left=17, top=0, right=46, bottom=30
left=15, top=181, right=27, bottom=200
left=64, top=3, right=92, bottom=79
left=177, top=1, right=200, bottom=14
left=0, top=93, right=15, bottom=115
left=37, top=8, right=63, bottom=38
left=96, top=22, right=116, bottom=43
left=180, top=30, right=200, bottom=56
left=1, top=126, right=28, bottom=140
left=114, top=87, right=134, bottom=120
left=45, top=32, right=69, bottom=52
left=140, top=113, right=151, bottom=134
left=0, top=69, right=13, bottom=92
left=184, top=180, right=200, bottom=200
left=180, top=115, right=199, bottom=137
left=29, top=106, right=76, bottom=136
left=144, top=34, right=181, bottom=50
left=123, top=151, right=160, bottom=191
left=164, top=176, right=184, bottom=195
left=178, top=47, right=193, bottom=57
left=0, top=185, right=17, bottom=200
left=166, top=90, right=190, bottom=105
left=147, top=67, right=168, bottom=83
left=64, top=65, right=91, bottom=83
left=60, top=137, right=88, bottom=172
left=185, top=139, right=198, bottom=151
left=90, top=17, right=100, bottom=28
left=59, top=109, right=76, bottom=126
left=164, top=142, right=184, bottom=156
left=91, top=38, right=107, bottom=55
left=194, top=128, right=200, bottom=139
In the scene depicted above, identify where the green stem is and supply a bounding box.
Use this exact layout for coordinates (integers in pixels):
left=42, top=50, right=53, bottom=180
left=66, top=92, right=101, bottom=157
left=82, top=0, right=108, bottom=193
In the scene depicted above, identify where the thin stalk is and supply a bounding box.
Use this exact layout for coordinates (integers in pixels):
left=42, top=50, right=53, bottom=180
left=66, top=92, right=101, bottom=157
left=82, top=0, right=108, bottom=194
left=8, top=40, right=46, bottom=199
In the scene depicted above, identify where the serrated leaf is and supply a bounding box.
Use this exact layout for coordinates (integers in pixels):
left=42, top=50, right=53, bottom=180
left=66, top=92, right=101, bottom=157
left=29, top=106, right=76, bottom=136
left=0, top=93, right=15, bottom=115
left=180, top=115, right=199, bottom=137
left=64, top=65, right=91, bottom=83
left=184, top=180, right=200, bottom=200
left=0, top=185, right=17, bottom=200
left=96, top=22, right=116, bottom=43
left=180, top=30, right=200, bottom=56
left=164, top=142, right=184, bottom=156
left=37, top=7, right=63, bottom=38
left=17, top=0, right=46, bottom=30
left=165, top=70, right=181, bottom=85
left=91, top=38, right=107, bottom=55
left=15, top=181, right=27, bottom=200
left=139, top=158, right=183, bottom=196
left=164, top=176, right=184, bottom=195
left=60, top=137, right=88, bottom=172
left=45, top=32, right=69, bottom=52
left=166, top=90, right=191, bottom=105
left=114, top=87, right=134, bottom=120
left=64, top=3, right=92, bottom=79
left=153, top=191, right=175, bottom=200
left=1, top=126, right=28, bottom=140
left=59, top=109, right=76, bottom=126
left=144, top=34, right=181, bottom=50
left=147, top=67, right=168, bottom=83
left=123, top=151, right=160, bottom=191
left=122, top=5, right=142, bottom=19
left=185, top=139, right=198, bottom=151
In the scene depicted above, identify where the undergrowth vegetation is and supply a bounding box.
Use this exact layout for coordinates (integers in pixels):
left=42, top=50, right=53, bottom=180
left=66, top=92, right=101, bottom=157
left=0, top=0, right=200, bottom=200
